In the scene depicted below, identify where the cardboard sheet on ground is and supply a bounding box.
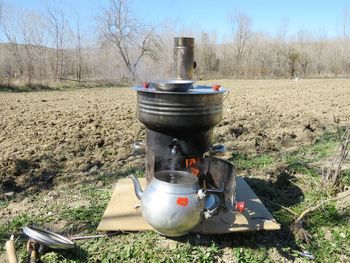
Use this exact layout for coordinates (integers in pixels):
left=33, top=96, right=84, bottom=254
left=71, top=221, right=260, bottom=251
left=97, top=177, right=280, bottom=233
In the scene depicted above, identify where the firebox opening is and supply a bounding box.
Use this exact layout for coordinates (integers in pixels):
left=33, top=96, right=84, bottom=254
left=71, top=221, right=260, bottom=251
left=185, top=157, right=201, bottom=177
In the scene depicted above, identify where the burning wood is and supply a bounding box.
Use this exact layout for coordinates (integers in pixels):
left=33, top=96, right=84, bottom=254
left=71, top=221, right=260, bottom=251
left=185, top=157, right=201, bottom=176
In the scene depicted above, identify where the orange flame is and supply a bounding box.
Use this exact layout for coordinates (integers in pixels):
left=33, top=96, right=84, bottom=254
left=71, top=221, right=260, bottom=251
left=185, top=158, right=201, bottom=176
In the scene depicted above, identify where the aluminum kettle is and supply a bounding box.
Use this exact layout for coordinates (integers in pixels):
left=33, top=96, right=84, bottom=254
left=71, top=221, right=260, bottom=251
left=129, top=170, right=222, bottom=237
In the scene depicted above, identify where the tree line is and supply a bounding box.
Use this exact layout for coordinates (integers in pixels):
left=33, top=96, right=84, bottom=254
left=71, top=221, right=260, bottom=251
left=1, top=0, right=350, bottom=86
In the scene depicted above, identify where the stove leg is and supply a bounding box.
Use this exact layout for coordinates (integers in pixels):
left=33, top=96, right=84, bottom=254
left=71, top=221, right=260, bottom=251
left=145, top=149, right=155, bottom=183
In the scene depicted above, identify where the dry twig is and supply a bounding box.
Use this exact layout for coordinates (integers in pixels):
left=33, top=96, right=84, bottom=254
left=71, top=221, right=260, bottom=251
left=291, top=192, right=350, bottom=243
left=68, top=232, right=119, bottom=240
left=264, top=199, right=298, bottom=216
left=323, top=127, right=350, bottom=190
left=5, top=235, right=18, bottom=263
left=294, top=192, right=350, bottom=225
left=291, top=128, right=350, bottom=243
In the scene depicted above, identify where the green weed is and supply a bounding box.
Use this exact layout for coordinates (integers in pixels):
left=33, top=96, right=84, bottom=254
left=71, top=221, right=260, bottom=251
left=39, top=232, right=220, bottom=262
left=0, top=214, right=32, bottom=239
left=285, top=155, right=319, bottom=177
left=0, top=199, right=9, bottom=208
left=62, top=187, right=111, bottom=231
left=303, top=224, right=350, bottom=262
left=3, top=129, right=349, bottom=262
left=341, top=169, right=350, bottom=186
left=231, top=153, right=276, bottom=169
left=233, top=247, right=268, bottom=263
left=291, top=131, right=338, bottom=162
left=97, top=167, right=144, bottom=185
left=0, top=213, right=55, bottom=240
left=306, top=203, right=348, bottom=231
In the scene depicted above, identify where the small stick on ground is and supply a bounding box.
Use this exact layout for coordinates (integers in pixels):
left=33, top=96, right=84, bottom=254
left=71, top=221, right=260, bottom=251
left=294, top=192, right=350, bottom=224
left=291, top=127, right=350, bottom=243
left=6, top=235, right=18, bottom=263
left=323, top=127, right=350, bottom=190
left=27, top=240, right=40, bottom=263
left=264, top=199, right=298, bottom=216
left=291, top=192, right=350, bottom=243
left=69, top=232, right=119, bottom=240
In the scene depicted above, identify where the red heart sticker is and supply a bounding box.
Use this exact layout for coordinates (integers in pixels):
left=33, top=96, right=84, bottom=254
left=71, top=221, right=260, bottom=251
left=177, top=197, right=188, bottom=207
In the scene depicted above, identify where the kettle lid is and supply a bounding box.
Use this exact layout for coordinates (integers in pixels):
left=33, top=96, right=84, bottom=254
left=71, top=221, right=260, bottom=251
left=155, top=170, right=198, bottom=185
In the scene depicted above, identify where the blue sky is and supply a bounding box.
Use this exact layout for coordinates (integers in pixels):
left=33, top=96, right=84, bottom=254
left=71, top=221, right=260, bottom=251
left=6, top=0, right=350, bottom=42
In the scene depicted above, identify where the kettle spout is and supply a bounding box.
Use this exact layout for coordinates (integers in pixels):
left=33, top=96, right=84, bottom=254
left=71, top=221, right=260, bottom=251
left=129, top=174, right=143, bottom=200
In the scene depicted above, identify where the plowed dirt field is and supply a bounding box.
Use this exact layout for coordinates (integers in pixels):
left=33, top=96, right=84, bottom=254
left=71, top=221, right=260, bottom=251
left=1, top=79, right=349, bottom=195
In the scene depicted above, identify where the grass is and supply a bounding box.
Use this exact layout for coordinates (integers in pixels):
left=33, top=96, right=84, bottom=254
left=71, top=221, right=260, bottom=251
left=233, top=247, right=268, bottom=263
left=1, top=129, right=349, bottom=262
left=341, top=169, right=350, bottom=186
left=0, top=212, right=56, bottom=247
left=246, top=176, right=350, bottom=262
left=0, top=214, right=33, bottom=240
left=229, top=128, right=349, bottom=262
left=0, top=199, right=10, bottom=209
left=230, top=128, right=341, bottom=177
left=303, top=204, right=350, bottom=262
left=230, top=153, right=276, bottom=170
left=61, top=187, right=112, bottom=232
left=38, top=233, right=221, bottom=263
left=97, top=167, right=144, bottom=185
left=285, top=155, right=320, bottom=177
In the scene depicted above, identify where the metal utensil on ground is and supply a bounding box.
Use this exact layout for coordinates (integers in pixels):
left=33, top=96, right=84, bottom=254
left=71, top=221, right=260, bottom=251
left=23, top=226, right=75, bottom=262
left=23, top=226, right=75, bottom=250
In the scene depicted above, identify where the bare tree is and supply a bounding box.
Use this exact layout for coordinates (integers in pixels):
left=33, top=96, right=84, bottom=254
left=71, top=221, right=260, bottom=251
left=3, top=1, right=350, bottom=83
left=196, top=32, right=219, bottom=79
left=313, top=31, right=326, bottom=75
left=28, top=13, right=49, bottom=83
left=342, top=6, right=350, bottom=38
left=75, top=19, right=82, bottom=81
left=287, top=49, right=299, bottom=78
left=21, top=13, right=38, bottom=84
left=99, top=0, right=160, bottom=80
left=229, top=12, right=252, bottom=66
left=297, top=30, right=311, bottom=76
left=276, top=18, right=289, bottom=42
left=46, top=4, right=67, bottom=81
left=0, top=5, right=24, bottom=78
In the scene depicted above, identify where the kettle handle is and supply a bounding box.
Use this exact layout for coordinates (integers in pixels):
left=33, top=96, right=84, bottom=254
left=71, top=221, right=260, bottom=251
left=197, top=189, right=224, bottom=219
